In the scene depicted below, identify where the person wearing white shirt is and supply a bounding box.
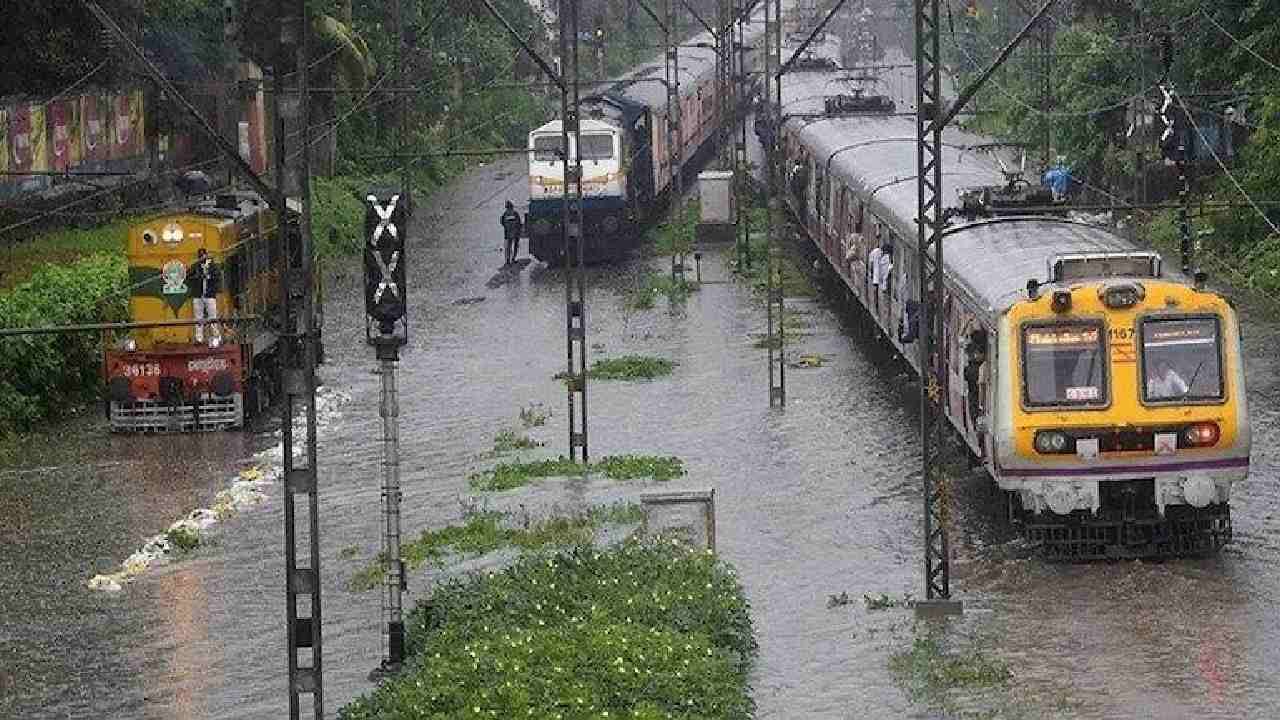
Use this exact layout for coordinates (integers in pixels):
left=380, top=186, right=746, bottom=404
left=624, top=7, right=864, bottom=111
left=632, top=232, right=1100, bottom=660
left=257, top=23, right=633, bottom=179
left=1147, top=359, right=1190, bottom=399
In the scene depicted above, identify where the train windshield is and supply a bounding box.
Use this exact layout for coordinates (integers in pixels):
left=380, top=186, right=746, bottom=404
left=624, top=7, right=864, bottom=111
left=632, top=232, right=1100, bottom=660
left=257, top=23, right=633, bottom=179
left=1022, top=322, right=1107, bottom=407
left=532, top=135, right=564, bottom=163
left=1140, top=317, right=1223, bottom=402
left=578, top=134, right=615, bottom=161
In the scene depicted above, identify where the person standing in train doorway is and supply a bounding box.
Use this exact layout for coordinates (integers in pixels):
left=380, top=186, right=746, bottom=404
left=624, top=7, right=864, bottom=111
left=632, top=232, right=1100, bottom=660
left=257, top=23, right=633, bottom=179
left=501, top=200, right=523, bottom=266
left=186, top=248, right=221, bottom=347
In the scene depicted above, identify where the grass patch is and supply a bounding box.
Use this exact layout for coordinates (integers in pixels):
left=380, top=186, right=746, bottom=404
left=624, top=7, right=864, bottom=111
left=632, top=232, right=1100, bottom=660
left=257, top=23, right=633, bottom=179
left=587, top=354, right=676, bottom=380
left=864, top=592, right=913, bottom=610
left=595, top=454, right=685, bottom=481
left=339, top=538, right=757, bottom=719
left=625, top=271, right=700, bottom=310
left=0, top=218, right=132, bottom=292
left=492, top=428, right=541, bottom=453
left=651, top=198, right=699, bottom=256
left=468, top=456, right=584, bottom=491
left=735, top=233, right=817, bottom=298
left=469, top=453, right=684, bottom=490
left=165, top=525, right=201, bottom=553
left=518, top=402, right=550, bottom=427
left=350, top=502, right=647, bottom=592
left=889, top=623, right=1013, bottom=714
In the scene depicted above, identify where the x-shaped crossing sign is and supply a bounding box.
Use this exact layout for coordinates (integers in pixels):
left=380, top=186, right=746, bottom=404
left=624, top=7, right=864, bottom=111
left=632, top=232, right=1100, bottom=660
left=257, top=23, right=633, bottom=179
left=372, top=249, right=401, bottom=303
left=367, top=193, right=400, bottom=244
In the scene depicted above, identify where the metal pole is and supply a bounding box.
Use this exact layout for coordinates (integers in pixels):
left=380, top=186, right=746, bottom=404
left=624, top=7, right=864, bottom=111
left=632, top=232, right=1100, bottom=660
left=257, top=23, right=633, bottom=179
left=666, top=0, right=686, bottom=283
left=736, top=0, right=751, bottom=271
left=276, top=0, right=325, bottom=713
left=378, top=346, right=404, bottom=672
left=913, top=0, right=955, bottom=612
left=560, top=0, right=589, bottom=464
left=765, top=0, right=784, bottom=407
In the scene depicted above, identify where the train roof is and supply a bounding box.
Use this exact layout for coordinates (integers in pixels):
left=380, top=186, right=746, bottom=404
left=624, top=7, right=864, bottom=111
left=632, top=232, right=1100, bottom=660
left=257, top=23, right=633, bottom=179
left=594, top=0, right=779, bottom=111
left=530, top=118, right=619, bottom=136
left=778, top=49, right=1152, bottom=316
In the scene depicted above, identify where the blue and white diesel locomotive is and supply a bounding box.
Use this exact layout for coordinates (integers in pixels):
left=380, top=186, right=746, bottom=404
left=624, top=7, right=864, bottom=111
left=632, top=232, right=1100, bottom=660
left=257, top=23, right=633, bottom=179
left=524, top=3, right=785, bottom=264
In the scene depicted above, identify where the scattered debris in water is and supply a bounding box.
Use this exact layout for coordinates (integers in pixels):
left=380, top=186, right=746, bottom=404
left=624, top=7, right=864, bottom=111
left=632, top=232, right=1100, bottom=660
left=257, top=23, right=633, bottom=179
left=87, top=467, right=276, bottom=592
left=789, top=353, right=827, bottom=369
left=827, top=591, right=851, bottom=608
left=452, top=296, right=487, bottom=305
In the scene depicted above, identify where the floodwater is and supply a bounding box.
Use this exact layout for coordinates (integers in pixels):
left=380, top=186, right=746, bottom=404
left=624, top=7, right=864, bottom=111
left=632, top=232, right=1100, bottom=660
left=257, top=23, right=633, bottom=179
left=1, top=150, right=1278, bottom=720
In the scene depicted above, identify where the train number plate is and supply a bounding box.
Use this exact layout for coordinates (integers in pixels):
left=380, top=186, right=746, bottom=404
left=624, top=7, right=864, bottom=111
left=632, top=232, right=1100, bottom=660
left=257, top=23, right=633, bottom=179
left=122, top=363, right=161, bottom=378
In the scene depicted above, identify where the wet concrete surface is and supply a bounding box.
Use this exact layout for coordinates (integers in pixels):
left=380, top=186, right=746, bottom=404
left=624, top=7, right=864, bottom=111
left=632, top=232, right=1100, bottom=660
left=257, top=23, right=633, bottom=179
left=0, top=151, right=1278, bottom=719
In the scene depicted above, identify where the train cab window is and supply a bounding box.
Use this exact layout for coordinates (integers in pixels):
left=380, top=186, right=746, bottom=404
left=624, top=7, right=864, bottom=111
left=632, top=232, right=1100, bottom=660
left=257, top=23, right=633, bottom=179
left=532, top=135, right=565, bottom=163
left=1021, top=322, right=1108, bottom=408
left=1140, top=317, right=1223, bottom=402
left=578, top=134, right=615, bottom=162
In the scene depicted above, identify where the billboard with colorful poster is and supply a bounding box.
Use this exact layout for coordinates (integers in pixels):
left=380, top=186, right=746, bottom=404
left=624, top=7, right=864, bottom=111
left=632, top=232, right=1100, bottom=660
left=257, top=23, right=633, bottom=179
left=111, top=90, right=144, bottom=160
left=7, top=104, right=48, bottom=174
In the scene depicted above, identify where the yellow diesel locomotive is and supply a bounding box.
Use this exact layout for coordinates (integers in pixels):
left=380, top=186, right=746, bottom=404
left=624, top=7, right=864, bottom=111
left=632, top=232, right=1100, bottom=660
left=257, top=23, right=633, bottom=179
left=103, top=190, right=317, bottom=431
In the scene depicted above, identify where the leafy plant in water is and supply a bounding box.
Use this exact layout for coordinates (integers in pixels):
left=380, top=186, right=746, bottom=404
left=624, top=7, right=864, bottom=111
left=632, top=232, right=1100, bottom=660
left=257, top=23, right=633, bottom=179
left=468, top=456, right=584, bottom=491
left=166, top=525, right=201, bottom=552
left=492, top=428, right=541, bottom=453
left=587, top=355, right=676, bottom=380
left=518, top=402, right=550, bottom=427
left=339, top=538, right=757, bottom=720
left=595, top=454, right=685, bottom=482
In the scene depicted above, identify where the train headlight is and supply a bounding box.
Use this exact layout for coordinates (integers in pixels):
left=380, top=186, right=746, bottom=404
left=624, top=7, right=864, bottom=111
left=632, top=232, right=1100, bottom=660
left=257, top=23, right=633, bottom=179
left=1181, top=422, right=1220, bottom=448
left=161, top=222, right=185, bottom=243
left=1100, top=282, right=1145, bottom=309
left=1034, top=430, right=1071, bottom=454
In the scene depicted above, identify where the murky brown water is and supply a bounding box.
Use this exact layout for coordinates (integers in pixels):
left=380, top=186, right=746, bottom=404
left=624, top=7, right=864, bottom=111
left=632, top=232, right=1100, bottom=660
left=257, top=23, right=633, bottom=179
left=2, top=146, right=1279, bottom=720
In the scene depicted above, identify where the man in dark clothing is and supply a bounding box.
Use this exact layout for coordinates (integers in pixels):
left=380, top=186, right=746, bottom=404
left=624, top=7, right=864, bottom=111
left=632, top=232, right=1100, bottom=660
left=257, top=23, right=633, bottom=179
left=500, top=201, right=523, bottom=265
left=186, top=248, right=222, bottom=345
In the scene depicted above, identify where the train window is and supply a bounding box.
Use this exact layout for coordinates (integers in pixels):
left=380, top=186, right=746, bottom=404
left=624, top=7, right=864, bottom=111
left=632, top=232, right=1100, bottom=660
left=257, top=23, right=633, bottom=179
left=532, top=135, right=564, bottom=162
left=1139, top=317, right=1224, bottom=402
left=578, top=134, right=615, bottom=161
left=855, top=200, right=865, bottom=234
left=1021, top=322, right=1108, bottom=408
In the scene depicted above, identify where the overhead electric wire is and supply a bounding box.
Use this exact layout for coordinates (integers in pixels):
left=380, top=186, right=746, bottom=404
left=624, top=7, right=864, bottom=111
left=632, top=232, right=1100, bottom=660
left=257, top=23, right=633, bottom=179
left=1174, top=90, right=1280, bottom=239
left=38, top=60, right=110, bottom=108
left=1198, top=8, right=1280, bottom=77
left=0, top=157, right=221, bottom=239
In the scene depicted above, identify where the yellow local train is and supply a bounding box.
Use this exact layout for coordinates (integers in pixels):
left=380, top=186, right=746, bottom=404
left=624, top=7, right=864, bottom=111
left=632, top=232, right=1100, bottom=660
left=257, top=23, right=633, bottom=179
left=776, top=52, right=1248, bottom=557
left=103, top=190, right=318, bottom=431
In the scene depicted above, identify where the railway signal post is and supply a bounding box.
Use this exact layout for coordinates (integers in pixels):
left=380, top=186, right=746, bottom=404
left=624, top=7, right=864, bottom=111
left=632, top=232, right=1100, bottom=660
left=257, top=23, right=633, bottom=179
left=364, top=188, right=410, bottom=678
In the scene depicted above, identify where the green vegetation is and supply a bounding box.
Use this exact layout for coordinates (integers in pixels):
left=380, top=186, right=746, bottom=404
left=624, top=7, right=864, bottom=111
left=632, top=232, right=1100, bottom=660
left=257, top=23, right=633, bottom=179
left=339, top=538, right=757, bottom=720
left=165, top=525, right=201, bottom=553
left=737, top=232, right=817, bottom=298
left=492, top=428, right=541, bottom=453
left=469, top=453, right=685, bottom=491
left=519, top=402, right=550, bottom=428
left=350, top=503, right=647, bottom=592
left=469, top=456, right=586, bottom=491
left=594, top=454, right=686, bottom=482
left=652, top=198, right=700, bottom=256
left=949, top=2, right=1280, bottom=297
left=863, top=592, right=913, bottom=611
left=0, top=255, right=129, bottom=437
left=0, top=219, right=132, bottom=292
left=587, top=355, right=677, bottom=380
left=625, top=271, right=700, bottom=310
left=889, top=624, right=1013, bottom=712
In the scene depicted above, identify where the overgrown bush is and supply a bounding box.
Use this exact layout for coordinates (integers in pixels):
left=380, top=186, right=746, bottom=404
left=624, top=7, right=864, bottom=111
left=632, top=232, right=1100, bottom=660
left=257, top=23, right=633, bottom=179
left=0, top=254, right=128, bottom=436
left=339, top=539, right=757, bottom=720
